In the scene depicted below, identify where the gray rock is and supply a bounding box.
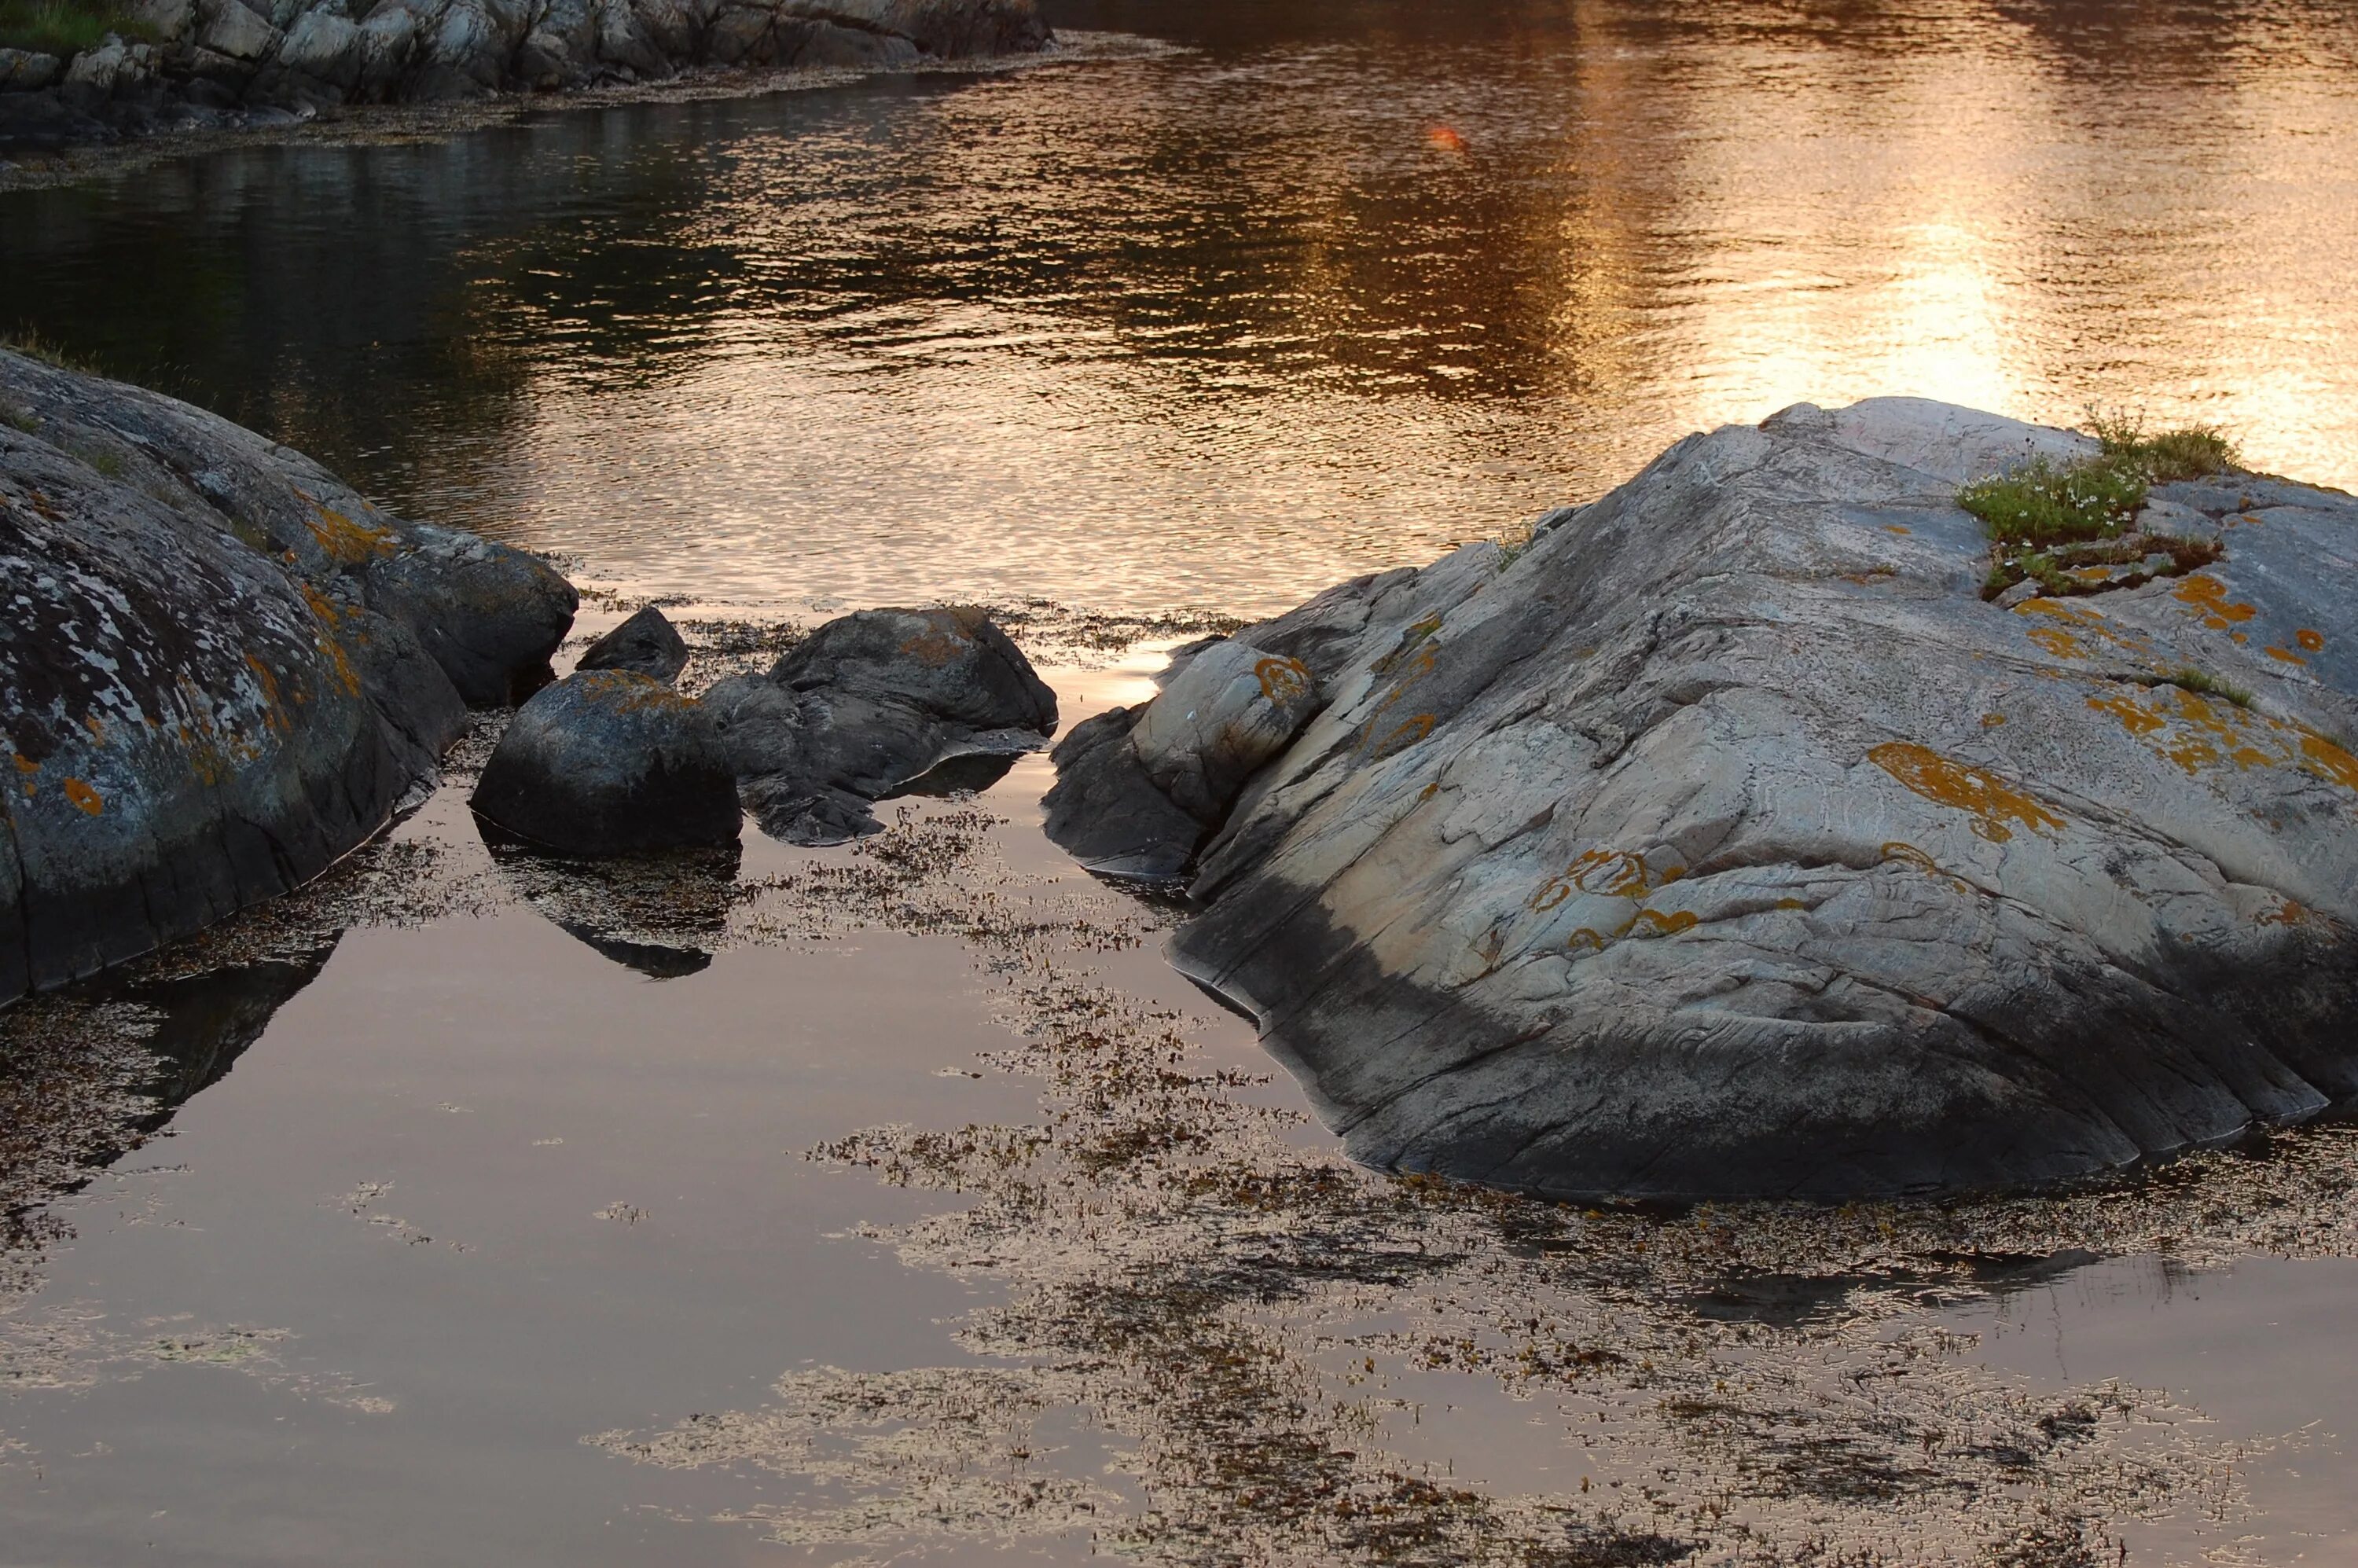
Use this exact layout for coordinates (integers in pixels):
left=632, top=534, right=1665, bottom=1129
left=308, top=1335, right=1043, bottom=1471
left=707, top=605, right=1056, bottom=843
left=1130, top=639, right=1323, bottom=823
left=1992, top=577, right=2046, bottom=610
left=471, top=670, right=740, bottom=854
left=577, top=604, right=689, bottom=683
left=1053, top=396, right=2358, bottom=1202
left=0, top=49, right=65, bottom=90
left=1041, top=707, right=1207, bottom=879
left=3, top=0, right=1052, bottom=149
left=1, top=346, right=568, bottom=1003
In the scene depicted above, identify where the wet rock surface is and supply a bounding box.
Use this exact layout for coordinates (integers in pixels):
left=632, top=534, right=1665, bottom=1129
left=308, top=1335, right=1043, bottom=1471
left=470, top=670, right=740, bottom=854
left=706, top=604, right=1056, bottom=843
left=0, top=0, right=1052, bottom=150
left=575, top=603, right=689, bottom=683
left=1049, top=396, right=2358, bottom=1201
left=0, top=347, right=575, bottom=1003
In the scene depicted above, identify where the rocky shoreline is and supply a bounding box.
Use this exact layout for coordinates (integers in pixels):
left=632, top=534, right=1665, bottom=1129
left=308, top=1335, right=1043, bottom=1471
left=0, top=0, right=1052, bottom=153
left=0, top=347, right=1065, bottom=1004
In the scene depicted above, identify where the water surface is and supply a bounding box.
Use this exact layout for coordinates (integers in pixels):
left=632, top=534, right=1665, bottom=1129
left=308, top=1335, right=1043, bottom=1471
left=6, top=2, right=2358, bottom=1561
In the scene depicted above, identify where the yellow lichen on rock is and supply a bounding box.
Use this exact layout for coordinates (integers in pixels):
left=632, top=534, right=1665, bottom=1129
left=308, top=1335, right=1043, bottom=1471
left=1868, top=742, right=2062, bottom=843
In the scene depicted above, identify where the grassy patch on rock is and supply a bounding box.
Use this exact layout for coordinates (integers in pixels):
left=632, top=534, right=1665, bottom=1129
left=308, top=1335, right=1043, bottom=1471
left=1968, top=412, right=2242, bottom=601
left=0, top=0, right=155, bottom=54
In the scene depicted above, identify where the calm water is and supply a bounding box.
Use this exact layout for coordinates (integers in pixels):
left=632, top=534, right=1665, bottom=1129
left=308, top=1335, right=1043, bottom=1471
left=9, top=0, right=2358, bottom=615
left=6, top=2, right=2358, bottom=1561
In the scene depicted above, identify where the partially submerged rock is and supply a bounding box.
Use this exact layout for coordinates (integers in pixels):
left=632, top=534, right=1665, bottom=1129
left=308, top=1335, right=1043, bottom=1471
left=577, top=604, right=689, bottom=683
left=1, top=347, right=575, bottom=1004
left=1047, top=396, right=2358, bottom=1200
left=1042, top=640, right=1320, bottom=879
left=471, top=671, right=740, bottom=855
left=707, top=606, right=1056, bottom=843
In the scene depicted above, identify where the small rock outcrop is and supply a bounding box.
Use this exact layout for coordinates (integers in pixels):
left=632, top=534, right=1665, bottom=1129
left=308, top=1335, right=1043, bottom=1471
left=1043, top=639, right=1320, bottom=879
left=0, top=0, right=1051, bottom=149
left=705, top=604, right=1056, bottom=843
left=577, top=603, right=689, bottom=683
left=471, top=670, right=740, bottom=854
left=1, top=346, right=575, bottom=1004
left=1045, top=397, right=2358, bottom=1201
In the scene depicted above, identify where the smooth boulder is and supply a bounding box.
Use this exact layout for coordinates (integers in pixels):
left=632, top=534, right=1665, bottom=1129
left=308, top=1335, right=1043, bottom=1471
left=705, top=606, right=1057, bottom=843
left=1042, top=640, right=1321, bottom=879
left=1, top=347, right=575, bottom=1004
left=577, top=604, right=690, bottom=683
left=471, top=671, right=741, bottom=855
left=1049, top=396, right=2358, bottom=1201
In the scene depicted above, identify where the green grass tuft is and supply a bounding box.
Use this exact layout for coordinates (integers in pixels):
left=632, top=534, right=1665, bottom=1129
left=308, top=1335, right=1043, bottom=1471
left=1959, top=456, right=2145, bottom=546
left=2154, top=666, right=2253, bottom=710
left=1, top=330, right=101, bottom=376
left=2088, top=410, right=2242, bottom=483
left=0, top=0, right=156, bottom=54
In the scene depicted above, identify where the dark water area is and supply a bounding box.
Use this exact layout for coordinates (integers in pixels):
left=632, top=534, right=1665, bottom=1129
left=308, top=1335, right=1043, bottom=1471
left=7, top=2, right=2358, bottom=1562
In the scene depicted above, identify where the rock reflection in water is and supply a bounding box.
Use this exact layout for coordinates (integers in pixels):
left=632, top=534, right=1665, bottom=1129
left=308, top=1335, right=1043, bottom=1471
left=480, top=837, right=741, bottom=979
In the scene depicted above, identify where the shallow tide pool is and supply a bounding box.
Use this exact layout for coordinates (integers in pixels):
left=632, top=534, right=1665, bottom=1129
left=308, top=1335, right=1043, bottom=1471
left=6, top=0, right=2358, bottom=1560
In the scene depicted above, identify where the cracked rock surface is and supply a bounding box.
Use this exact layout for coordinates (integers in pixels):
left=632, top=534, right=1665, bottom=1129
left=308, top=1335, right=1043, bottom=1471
left=1050, top=396, right=2358, bottom=1200
left=0, top=0, right=1050, bottom=149
left=0, top=347, right=575, bottom=1004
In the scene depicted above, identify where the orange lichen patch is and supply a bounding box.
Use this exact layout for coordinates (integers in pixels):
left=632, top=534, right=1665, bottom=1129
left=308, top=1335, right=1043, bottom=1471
left=1883, top=524, right=1912, bottom=535
left=1878, top=841, right=1973, bottom=894
left=2088, top=692, right=2166, bottom=736
left=304, top=501, right=398, bottom=565
left=1254, top=656, right=1312, bottom=703
left=1530, top=849, right=1685, bottom=911
left=299, top=584, right=363, bottom=697
left=2298, top=731, right=2358, bottom=791
left=13, top=751, right=36, bottom=775
left=1367, top=713, right=1435, bottom=759
left=83, top=714, right=106, bottom=741
left=1566, top=928, right=1607, bottom=953
left=1980, top=713, right=2006, bottom=728
left=579, top=669, right=695, bottom=714
left=2259, top=898, right=2311, bottom=927
left=1417, top=782, right=1439, bottom=802
left=1773, top=898, right=1809, bottom=911
left=897, top=627, right=972, bottom=669
left=242, top=653, right=288, bottom=731
left=1629, top=909, right=1699, bottom=937
left=2264, top=645, right=2308, bottom=666
left=2069, top=566, right=2114, bottom=585
left=1868, top=743, right=2063, bottom=844
left=2297, top=629, right=2326, bottom=652
left=2173, top=573, right=2257, bottom=629
left=62, top=777, right=102, bottom=815
left=2025, top=624, right=2084, bottom=660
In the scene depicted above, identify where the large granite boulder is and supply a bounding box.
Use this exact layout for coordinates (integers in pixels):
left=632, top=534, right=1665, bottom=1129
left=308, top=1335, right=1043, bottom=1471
left=0, top=347, right=575, bottom=1004
left=705, top=605, right=1056, bottom=843
left=1048, top=397, right=2358, bottom=1201
left=471, top=671, right=740, bottom=854
left=0, top=0, right=1052, bottom=149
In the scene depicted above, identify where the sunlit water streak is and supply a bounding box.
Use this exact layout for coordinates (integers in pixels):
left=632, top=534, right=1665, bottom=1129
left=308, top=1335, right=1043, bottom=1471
left=6, top=0, right=2358, bottom=615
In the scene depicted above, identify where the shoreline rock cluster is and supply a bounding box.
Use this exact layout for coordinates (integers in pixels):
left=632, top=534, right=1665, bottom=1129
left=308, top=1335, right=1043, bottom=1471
left=1046, top=397, right=2358, bottom=1201
left=1, top=345, right=575, bottom=1004
left=0, top=0, right=1051, bottom=149
left=470, top=601, right=1057, bottom=854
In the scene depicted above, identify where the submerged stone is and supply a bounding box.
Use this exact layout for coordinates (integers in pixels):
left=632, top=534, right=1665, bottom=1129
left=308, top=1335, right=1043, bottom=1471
left=707, top=606, right=1057, bottom=844
left=1048, top=396, right=2358, bottom=1200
